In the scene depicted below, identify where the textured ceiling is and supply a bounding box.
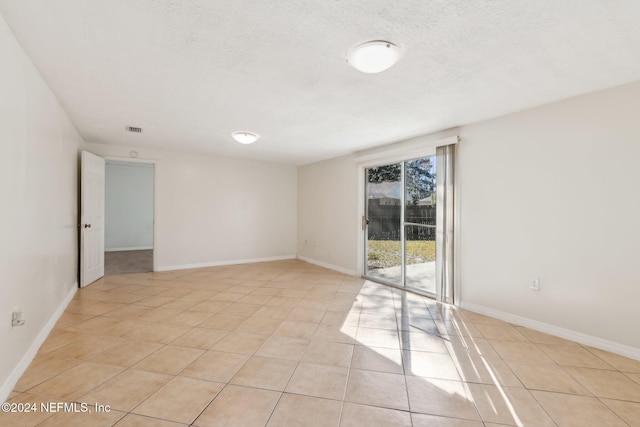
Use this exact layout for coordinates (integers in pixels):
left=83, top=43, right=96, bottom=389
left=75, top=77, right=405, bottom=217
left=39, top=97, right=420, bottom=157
left=2, top=0, right=640, bottom=165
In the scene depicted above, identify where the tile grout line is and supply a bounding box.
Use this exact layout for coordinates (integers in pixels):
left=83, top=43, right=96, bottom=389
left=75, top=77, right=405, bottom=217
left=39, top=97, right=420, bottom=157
left=336, top=278, right=364, bottom=427
left=391, top=288, right=414, bottom=427
left=13, top=261, right=640, bottom=426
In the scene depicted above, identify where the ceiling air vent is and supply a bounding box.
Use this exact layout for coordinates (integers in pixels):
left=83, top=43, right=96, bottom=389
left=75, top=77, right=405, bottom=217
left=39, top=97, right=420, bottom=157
left=126, top=126, right=143, bottom=133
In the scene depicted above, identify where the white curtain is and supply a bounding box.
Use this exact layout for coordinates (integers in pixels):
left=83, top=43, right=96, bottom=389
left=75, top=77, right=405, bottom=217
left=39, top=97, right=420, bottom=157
left=436, top=144, right=455, bottom=304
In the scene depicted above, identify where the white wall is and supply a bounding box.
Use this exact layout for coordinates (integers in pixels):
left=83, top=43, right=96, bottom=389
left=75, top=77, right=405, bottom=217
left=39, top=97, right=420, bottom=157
left=87, top=143, right=297, bottom=270
left=297, top=154, right=359, bottom=274
left=457, top=81, right=640, bottom=351
left=298, top=81, right=640, bottom=354
left=105, top=162, right=154, bottom=251
left=0, top=14, right=84, bottom=400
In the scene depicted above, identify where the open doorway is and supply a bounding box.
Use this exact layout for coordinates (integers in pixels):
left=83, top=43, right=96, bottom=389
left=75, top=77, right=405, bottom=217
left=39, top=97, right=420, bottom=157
left=104, top=160, right=155, bottom=275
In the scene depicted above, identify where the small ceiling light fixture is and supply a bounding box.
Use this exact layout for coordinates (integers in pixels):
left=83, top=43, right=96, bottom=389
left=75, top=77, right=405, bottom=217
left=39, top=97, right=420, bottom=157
left=232, top=131, right=259, bottom=145
left=347, top=40, right=401, bottom=73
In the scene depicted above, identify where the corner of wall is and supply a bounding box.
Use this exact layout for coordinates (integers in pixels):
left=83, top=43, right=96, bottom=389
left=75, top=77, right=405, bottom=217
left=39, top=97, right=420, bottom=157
left=296, top=255, right=358, bottom=276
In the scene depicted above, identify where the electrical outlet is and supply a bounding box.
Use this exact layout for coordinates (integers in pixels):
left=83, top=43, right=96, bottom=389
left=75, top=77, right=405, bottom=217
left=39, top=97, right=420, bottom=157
left=530, top=278, right=540, bottom=291
left=11, top=307, right=25, bottom=328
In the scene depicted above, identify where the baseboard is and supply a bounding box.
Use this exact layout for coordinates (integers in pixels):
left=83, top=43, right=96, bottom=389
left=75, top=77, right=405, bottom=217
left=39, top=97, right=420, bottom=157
left=0, top=282, right=78, bottom=402
left=156, top=255, right=297, bottom=272
left=105, top=246, right=153, bottom=252
left=296, top=256, right=358, bottom=276
left=460, top=301, right=640, bottom=361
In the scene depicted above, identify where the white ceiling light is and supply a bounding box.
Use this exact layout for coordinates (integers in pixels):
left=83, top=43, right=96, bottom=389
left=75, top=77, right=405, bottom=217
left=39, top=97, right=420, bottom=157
left=232, top=131, right=259, bottom=144
left=347, top=41, right=401, bottom=73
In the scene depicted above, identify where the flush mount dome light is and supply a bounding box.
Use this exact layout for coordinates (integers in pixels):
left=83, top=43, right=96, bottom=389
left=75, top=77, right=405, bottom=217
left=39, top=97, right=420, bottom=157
left=347, top=40, right=400, bottom=73
left=232, top=131, right=259, bottom=144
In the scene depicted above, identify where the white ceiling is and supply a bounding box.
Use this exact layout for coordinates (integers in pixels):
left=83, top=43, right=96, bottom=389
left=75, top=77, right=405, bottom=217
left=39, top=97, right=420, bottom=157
left=2, top=1, right=640, bottom=165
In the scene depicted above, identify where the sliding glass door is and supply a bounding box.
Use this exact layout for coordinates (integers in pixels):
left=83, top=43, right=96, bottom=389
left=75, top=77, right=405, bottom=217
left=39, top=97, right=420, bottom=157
left=365, top=162, right=403, bottom=287
left=365, top=157, right=437, bottom=296
left=403, top=158, right=437, bottom=294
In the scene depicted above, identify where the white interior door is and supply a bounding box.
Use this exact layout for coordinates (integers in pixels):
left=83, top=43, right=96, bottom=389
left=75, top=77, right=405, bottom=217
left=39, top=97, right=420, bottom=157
left=80, top=151, right=105, bottom=287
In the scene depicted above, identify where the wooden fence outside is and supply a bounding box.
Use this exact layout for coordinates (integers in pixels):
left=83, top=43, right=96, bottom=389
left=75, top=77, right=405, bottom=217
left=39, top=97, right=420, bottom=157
left=367, top=203, right=436, bottom=241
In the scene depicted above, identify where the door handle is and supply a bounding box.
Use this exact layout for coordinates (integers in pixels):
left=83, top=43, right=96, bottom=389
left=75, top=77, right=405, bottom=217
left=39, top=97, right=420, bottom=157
left=361, top=216, right=369, bottom=230
left=84, top=224, right=92, bottom=228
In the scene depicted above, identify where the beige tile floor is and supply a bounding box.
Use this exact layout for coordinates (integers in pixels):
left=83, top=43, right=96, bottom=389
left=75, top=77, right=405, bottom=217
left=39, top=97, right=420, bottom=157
left=2, top=259, right=640, bottom=426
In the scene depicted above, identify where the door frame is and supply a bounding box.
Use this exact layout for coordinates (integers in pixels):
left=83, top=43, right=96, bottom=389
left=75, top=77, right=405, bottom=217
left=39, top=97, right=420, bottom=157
left=360, top=156, right=436, bottom=296
left=356, top=135, right=460, bottom=300
left=103, top=155, right=158, bottom=272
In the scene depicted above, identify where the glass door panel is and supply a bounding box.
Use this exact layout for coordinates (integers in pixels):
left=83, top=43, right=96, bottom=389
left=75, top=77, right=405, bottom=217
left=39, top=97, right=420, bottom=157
left=365, top=163, right=402, bottom=287
left=404, top=157, right=437, bottom=295
left=404, top=225, right=436, bottom=294
left=364, top=156, right=437, bottom=296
